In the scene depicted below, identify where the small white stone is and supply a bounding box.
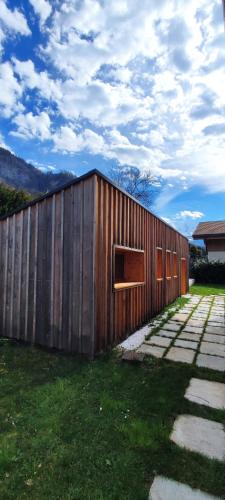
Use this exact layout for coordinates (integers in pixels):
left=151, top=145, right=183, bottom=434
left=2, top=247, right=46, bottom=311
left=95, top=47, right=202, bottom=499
left=196, top=354, right=225, bottom=372
left=185, top=378, right=225, bottom=410
left=166, top=347, right=195, bottom=364
left=117, top=325, right=150, bottom=351
left=170, top=415, right=225, bottom=461
left=149, top=476, right=220, bottom=500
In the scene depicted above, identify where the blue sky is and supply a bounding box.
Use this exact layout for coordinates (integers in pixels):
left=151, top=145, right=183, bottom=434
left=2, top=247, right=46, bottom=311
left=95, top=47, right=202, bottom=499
left=0, top=0, right=225, bottom=239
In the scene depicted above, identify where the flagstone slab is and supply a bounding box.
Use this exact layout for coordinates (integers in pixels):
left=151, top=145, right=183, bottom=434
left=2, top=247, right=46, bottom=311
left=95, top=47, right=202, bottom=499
left=196, top=354, right=225, bottom=372
left=185, top=378, right=225, bottom=410
left=171, top=313, right=190, bottom=322
left=200, top=342, right=225, bottom=357
left=203, top=334, right=225, bottom=344
left=147, top=336, right=172, bottom=348
left=205, top=326, right=225, bottom=336
left=174, top=339, right=198, bottom=350
left=208, top=316, right=225, bottom=323
left=136, top=343, right=166, bottom=358
left=157, top=329, right=177, bottom=339
left=192, top=314, right=208, bottom=319
left=179, top=332, right=201, bottom=341
left=183, top=326, right=203, bottom=335
left=186, top=319, right=206, bottom=328
left=161, top=322, right=181, bottom=332
left=170, top=415, right=225, bottom=461
left=166, top=347, right=195, bottom=364
left=149, top=476, right=220, bottom=500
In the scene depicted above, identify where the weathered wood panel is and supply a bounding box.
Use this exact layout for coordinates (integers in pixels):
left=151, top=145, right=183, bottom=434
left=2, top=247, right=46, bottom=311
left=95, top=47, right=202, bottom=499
left=0, top=170, right=188, bottom=356
left=0, top=176, right=96, bottom=357
left=94, top=176, right=189, bottom=352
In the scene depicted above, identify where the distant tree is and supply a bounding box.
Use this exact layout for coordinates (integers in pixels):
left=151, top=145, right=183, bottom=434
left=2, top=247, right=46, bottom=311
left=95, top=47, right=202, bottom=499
left=109, top=165, right=159, bottom=208
left=0, top=183, right=32, bottom=216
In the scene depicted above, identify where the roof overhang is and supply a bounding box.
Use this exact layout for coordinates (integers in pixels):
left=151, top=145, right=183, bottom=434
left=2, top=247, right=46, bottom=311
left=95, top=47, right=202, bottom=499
left=193, top=234, right=225, bottom=240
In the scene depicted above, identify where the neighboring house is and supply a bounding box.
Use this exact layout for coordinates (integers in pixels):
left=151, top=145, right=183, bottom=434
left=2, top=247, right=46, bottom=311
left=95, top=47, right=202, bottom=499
left=192, top=220, right=225, bottom=263
left=0, top=170, right=188, bottom=357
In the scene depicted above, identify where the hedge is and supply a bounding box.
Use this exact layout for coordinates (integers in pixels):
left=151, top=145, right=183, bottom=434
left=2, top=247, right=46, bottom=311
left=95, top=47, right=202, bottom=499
left=192, top=259, right=225, bottom=284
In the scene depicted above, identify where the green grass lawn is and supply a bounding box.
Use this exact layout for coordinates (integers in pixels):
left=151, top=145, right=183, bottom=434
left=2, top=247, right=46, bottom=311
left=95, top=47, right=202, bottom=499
left=190, top=283, right=225, bottom=295
left=0, top=340, right=225, bottom=499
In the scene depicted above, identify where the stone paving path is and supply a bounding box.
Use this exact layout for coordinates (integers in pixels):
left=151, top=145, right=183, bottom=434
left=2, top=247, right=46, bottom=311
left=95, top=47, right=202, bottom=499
left=149, top=376, right=225, bottom=499
left=135, top=295, right=225, bottom=371
left=119, top=295, right=225, bottom=498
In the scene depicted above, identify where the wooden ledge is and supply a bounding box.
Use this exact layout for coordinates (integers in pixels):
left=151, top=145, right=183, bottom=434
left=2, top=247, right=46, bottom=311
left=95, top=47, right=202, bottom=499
left=114, top=282, right=145, bottom=291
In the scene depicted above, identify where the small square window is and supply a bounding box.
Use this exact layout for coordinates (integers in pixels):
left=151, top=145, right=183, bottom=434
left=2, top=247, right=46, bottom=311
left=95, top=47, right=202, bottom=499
left=114, top=246, right=145, bottom=290
left=156, top=247, right=163, bottom=280
left=166, top=250, right=171, bottom=279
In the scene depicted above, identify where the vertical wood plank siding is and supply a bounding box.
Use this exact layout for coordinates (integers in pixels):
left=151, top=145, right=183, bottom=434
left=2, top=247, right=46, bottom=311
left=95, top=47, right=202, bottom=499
left=94, top=176, right=189, bottom=352
left=0, top=171, right=188, bottom=355
left=0, top=176, right=95, bottom=357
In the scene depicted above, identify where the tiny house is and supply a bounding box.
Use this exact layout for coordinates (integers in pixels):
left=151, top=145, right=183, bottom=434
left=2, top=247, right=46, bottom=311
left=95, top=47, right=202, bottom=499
left=0, top=170, right=189, bottom=357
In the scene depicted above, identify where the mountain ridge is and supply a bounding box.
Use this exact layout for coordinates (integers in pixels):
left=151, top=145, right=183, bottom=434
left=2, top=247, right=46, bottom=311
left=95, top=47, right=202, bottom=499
left=0, top=147, right=75, bottom=194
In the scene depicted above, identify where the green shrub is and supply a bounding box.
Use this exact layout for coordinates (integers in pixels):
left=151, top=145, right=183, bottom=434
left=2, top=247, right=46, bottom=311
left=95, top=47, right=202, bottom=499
left=192, top=259, right=225, bottom=284
left=0, top=183, right=32, bottom=216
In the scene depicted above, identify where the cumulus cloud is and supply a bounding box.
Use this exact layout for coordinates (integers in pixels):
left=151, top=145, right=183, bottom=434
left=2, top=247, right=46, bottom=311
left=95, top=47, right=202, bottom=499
left=11, top=111, right=51, bottom=140
left=161, top=209, right=204, bottom=236
left=176, top=211, right=204, bottom=219
left=0, top=0, right=31, bottom=35
left=0, top=62, right=23, bottom=117
left=1, top=0, right=225, bottom=204
left=28, top=0, right=52, bottom=26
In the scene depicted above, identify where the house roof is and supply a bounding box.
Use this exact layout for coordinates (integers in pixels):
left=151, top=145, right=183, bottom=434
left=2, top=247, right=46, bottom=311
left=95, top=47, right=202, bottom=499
left=0, top=168, right=188, bottom=240
left=193, top=220, right=225, bottom=239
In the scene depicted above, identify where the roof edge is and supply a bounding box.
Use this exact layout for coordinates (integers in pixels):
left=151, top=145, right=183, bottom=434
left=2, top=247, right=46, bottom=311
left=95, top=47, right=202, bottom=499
left=0, top=168, right=188, bottom=241
left=193, top=233, right=225, bottom=240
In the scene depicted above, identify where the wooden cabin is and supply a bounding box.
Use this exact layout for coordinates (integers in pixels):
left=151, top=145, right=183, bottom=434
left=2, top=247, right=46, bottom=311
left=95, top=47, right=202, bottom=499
left=0, top=170, right=189, bottom=357
left=193, top=221, right=225, bottom=263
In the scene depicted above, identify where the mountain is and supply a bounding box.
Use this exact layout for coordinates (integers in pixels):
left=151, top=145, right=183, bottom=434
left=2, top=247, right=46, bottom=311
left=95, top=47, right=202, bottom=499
left=0, top=147, right=75, bottom=194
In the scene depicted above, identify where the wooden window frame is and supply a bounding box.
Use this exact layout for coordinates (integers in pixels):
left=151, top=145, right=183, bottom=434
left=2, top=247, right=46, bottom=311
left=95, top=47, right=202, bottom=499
left=156, top=247, right=163, bottom=281
left=173, top=251, right=178, bottom=278
left=113, top=245, right=145, bottom=291
left=166, top=250, right=171, bottom=280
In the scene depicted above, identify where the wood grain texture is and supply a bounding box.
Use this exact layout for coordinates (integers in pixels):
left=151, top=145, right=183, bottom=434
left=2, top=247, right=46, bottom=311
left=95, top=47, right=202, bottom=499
left=94, top=176, right=189, bottom=352
left=0, top=171, right=188, bottom=355
left=0, top=176, right=96, bottom=357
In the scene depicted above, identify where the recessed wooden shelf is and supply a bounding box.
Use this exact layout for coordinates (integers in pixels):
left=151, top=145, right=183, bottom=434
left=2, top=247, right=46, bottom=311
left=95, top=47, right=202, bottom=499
left=114, top=282, right=145, bottom=291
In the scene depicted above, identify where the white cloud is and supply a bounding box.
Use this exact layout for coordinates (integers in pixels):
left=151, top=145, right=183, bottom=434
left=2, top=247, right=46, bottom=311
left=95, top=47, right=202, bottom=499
left=0, top=0, right=30, bottom=35
left=29, top=0, right=52, bottom=26
left=0, top=131, right=12, bottom=151
left=13, top=58, right=61, bottom=101
left=161, top=209, right=204, bottom=236
left=1, top=0, right=225, bottom=204
left=176, top=211, right=204, bottom=219
left=0, top=62, right=23, bottom=117
left=52, top=126, right=105, bottom=154
left=11, top=111, right=51, bottom=140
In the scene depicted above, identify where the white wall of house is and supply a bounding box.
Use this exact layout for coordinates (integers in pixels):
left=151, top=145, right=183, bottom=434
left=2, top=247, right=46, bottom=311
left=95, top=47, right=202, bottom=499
left=208, top=251, right=225, bottom=263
